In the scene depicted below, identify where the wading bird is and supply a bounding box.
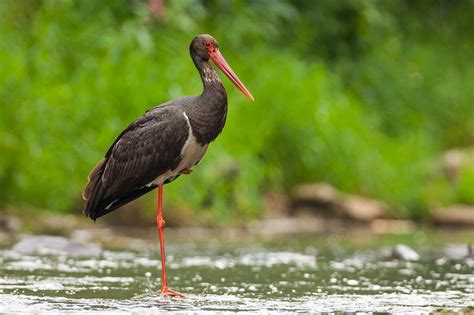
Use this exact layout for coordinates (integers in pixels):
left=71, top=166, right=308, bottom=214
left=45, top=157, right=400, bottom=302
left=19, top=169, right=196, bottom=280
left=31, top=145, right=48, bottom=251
left=82, top=34, right=254, bottom=297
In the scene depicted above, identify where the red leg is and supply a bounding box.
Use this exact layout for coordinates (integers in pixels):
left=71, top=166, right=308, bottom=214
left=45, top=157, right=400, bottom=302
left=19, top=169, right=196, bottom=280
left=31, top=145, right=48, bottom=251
left=156, top=184, right=185, bottom=298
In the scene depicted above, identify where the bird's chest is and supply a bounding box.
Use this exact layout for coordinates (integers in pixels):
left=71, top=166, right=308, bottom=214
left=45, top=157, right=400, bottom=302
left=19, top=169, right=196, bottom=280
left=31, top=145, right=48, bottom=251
left=176, top=132, right=208, bottom=171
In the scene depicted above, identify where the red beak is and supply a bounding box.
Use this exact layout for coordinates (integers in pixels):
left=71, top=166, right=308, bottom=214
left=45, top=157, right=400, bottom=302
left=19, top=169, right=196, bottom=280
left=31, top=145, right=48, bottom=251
left=209, top=50, right=254, bottom=101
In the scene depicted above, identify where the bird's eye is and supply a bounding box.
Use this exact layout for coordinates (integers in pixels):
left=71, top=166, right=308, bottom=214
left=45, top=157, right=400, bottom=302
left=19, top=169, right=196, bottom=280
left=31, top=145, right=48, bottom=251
left=204, top=42, right=210, bottom=48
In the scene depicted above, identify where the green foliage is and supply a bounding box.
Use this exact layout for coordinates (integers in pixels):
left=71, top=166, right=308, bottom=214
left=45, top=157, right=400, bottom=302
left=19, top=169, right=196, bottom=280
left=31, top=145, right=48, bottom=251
left=0, top=0, right=473, bottom=222
left=457, top=165, right=474, bottom=205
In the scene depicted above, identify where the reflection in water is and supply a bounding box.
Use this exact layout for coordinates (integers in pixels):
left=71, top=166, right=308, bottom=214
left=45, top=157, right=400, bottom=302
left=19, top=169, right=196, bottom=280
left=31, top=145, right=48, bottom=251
left=0, top=236, right=473, bottom=313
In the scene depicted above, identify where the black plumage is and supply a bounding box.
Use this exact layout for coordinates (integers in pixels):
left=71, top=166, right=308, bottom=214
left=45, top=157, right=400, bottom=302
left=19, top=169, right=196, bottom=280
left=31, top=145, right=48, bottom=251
left=83, top=104, right=189, bottom=219
left=82, top=34, right=249, bottom=221
left=82, top=34, right=254, bottom=297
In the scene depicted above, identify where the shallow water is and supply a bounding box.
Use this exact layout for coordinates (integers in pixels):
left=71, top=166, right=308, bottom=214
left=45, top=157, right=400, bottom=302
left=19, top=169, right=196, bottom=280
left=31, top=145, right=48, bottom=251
left=1, top=232, right=473, bottom=313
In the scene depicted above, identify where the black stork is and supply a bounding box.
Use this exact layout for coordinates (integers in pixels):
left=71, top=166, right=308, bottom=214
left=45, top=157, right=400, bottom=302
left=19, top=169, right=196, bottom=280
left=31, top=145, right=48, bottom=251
left=82, top=34, right=254, bottom=297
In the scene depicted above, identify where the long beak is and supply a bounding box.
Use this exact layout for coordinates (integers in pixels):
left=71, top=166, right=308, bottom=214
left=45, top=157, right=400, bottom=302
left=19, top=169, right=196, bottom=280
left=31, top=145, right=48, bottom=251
left=209, top=50, right=254, bottom=101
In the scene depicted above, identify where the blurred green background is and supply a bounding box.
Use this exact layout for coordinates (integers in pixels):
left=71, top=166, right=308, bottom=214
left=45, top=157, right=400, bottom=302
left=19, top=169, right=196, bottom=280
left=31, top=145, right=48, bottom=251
left=1, top=0, right=473, bottom=224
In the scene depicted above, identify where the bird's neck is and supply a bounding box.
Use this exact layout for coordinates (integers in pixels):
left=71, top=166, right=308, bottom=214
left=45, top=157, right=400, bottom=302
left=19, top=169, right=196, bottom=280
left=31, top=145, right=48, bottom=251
left=186, top=57, right=228, bottom=144
left=193, top=57, right=227, bottom=100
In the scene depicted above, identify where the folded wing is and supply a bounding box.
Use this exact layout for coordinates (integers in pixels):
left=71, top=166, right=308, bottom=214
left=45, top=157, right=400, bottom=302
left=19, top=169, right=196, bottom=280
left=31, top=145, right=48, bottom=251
left=83, top=106, right=189, bottom=220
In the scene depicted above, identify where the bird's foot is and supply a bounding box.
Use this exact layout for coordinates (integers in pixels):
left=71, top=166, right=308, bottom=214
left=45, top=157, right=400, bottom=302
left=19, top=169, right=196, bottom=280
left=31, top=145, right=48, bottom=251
left=161, top=287, right=186, bottom=298
left=178, top=168, right=193, bottom=175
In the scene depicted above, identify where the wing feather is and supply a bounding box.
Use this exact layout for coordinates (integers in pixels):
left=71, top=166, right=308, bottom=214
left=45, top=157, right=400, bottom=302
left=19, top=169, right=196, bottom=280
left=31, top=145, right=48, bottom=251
left=83, top=105, right=189, bottom=220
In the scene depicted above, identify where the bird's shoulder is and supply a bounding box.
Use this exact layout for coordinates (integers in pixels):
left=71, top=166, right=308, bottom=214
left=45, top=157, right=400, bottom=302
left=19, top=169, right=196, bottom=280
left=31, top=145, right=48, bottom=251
left=99, top=98, right=195, bottom=188
left=104, top=97, right=195, bottom=158
left=145, top=95, right=198, bottom=116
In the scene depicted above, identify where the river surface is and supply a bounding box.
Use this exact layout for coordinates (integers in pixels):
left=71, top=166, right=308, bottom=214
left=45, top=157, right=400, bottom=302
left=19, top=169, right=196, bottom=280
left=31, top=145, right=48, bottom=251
left=0, top=230, right=473, bottom=313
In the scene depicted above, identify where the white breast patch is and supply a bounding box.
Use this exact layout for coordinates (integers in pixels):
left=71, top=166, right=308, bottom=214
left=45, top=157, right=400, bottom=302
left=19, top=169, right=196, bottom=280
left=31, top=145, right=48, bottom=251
left=177, top=112, right=208, bottom=170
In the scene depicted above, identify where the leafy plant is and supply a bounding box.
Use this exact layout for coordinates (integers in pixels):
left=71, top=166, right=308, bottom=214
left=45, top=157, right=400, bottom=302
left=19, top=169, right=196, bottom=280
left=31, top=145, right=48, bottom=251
left=0, top=0, right=473, bottom=223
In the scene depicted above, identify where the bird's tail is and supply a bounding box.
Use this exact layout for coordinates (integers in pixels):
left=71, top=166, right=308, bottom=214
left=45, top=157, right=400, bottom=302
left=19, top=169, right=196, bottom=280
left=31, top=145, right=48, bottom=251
left=82, top=158, right=157, bottom=220
left=82, top=158, right=107, bottom=221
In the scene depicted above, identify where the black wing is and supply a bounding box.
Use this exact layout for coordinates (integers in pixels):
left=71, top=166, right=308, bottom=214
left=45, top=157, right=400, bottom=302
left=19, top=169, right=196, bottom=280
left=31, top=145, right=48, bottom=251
left=83, top=105, right=189, bottom=220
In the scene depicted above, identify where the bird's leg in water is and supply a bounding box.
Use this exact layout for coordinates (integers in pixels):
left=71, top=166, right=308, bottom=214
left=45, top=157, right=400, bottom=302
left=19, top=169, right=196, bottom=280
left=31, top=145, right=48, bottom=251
left=156, top=184, right=185, bottom=298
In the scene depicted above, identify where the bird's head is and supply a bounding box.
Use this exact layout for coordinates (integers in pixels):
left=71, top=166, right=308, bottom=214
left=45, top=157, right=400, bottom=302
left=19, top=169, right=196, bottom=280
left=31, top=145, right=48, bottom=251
left=190, top=34, right=254, bottom=101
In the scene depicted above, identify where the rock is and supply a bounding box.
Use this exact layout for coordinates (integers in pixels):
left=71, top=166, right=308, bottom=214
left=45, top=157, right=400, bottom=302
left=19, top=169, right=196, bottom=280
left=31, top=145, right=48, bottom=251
left=390, top=244, right=420, bottom=261
left=12, top=235, right=102, bottom=258
left=442, top=244, right=474, bottom=260
left=431, top=204, right=474, bottom=226
left=339, top=195, right=388, bottom=221
left=249, top=216, right=356, bottom=235
left=253, top=217, right=327, bottom=235
left=292, top=183, right=340, bottom=206
left=0, top=214, right=21, bottom=233
left=291, top=182, right=388, bottom=222
left=370, top=219, right=416, bottom=234
left=290, top=183, right=345, bottom=218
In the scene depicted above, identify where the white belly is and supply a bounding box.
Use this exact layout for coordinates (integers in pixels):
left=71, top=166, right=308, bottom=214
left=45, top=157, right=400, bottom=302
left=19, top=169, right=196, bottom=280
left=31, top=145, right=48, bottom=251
left=177, top=133, right=209, bottom=171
